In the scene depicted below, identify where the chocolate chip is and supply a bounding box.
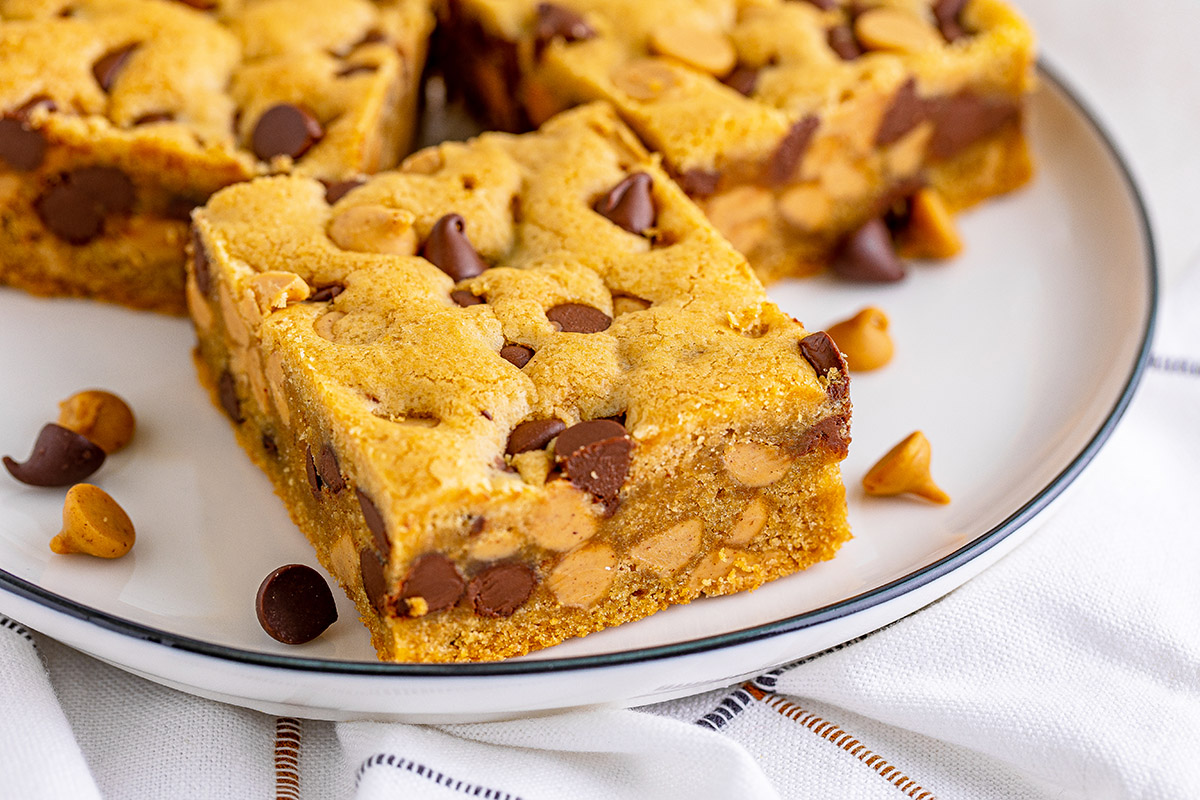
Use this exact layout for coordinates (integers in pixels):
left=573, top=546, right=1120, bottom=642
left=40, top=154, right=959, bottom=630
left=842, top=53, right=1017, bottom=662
left=133, top=112, right=174, bottom=126
left=792, top=413, right=850, bottom=459
left=467, top=562, right=536, bottom=618
left=307, top=284, right=344, bottom=302
left=499, top=344, right=534, bottom=368
left=356, top=488, right=389, bottom=555
left=534, top=3, right=596, bottom=51
left=191, top=228, right=212, bottom=296
left=304, top=445, right=322, bottom=497
left=674, top=168, right=720, bottom=198
left=174, top=0, right=217, bottom=8
left=359, top=550, right=388, bottom=613
left=722, top=65, right=759, bottom=97
left=336, top=63, right=377, bottom=78
left=546, top=303, right=611, bottom=333
left=831, top=218, right=906, bottom=282
left=0, top=101, right=48, bottom=171
left=594, top=172, right=655, bottom=235
left=261, top=432, right=278, bottom=458
left=766, top=115, right=819, bottom=185
left=451, top=289, right=484, bottom=307
left=2, top=423, right=106, bottom=487
left=217, top=369, right=243, bottom=423
left=801, top=0, right=836, bottom=9
left=827, top=25, right=862, bottom=61
left=316, top=444, right=345, bottom=493
left=322, top=178, right=365, bottom=204
left=420, top=213, right=488, bottom=281
left=553, top=419, right=627, bottom=461
left=875, top=78, right=930, bottom=147
left=933, top=0, right=969, bottom=42
left=928, top=92, right=1019, bottom=160
left=35, top=166, right=135, bottom=245
left=93, top=43, right=139, bottom=92
left=799, top=331, right=848, bottom=379
left=251, top=103, right=324, bottom=161
left=165, top=195, right=200, bottom=221
left=256, top=564, right=338, bottom=645
left=506, top=418, right=566, bottom=455
left=468, top=516, right=487, bottom=536
left=564, top=436, right=633, bottom=503
left=400, top=554, right=465, bottom=614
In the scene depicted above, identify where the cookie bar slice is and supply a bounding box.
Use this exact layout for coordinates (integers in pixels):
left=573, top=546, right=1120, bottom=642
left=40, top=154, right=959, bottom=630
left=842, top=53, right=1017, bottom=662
left=189, top=102, right=851, bottom=662
left=437, top=0, right=1035, bottom=282
left=0, top=0, right=432, bottom=313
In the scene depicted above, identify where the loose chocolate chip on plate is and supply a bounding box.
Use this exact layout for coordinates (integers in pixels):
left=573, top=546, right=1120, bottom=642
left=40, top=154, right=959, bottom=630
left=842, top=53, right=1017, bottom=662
left=256, top=564, right=338, bottom=644
left=316, top=444, right=345, bottom=493
left=499, top=344, right=534, bottom=368
left=722, top=65, right=759, bottom=97
left=767, top=115, right=819, bottom=185
left=307, top=284, right=344, bottom=302
left=450, top=289, right=484, bottom=307
left=400, top=553, right=465, bottom=613
left=594, top=172, right=655, bottom=235
left=799, top=331, right=849, bottom=378
left=534, top=3, right=596, bottom=51
left=831, top=218, right=906, bottom=282
left=251, top=103, right=324, bottom=161
left=93, top=43, right=139, bottom=92
left=3, top=423, right=106, bottom=487
left=546, top=303, right=611, bottom=333
left=875, top=78, right=930, bottom=147
left=217, top=369, right=243, bottom=423
left=35, top=166, right=135, bottom=245
left=420, top=213, right=488, bottom=281
left=359, top=550, right=388, bottom=613
left=191, top=228, right=212, bottom=295
left=322, top=178, right=365, bottom=204
left=467, top=562, right=536, bottom=618
left=506, top=418, right=566, bottom=455
left=356, top=488, right=389, bottom=555
left=827, top=24, right=862, bottom=61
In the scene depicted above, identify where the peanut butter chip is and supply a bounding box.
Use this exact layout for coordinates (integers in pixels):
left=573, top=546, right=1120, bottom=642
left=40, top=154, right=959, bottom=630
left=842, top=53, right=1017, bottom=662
left=93, top=43, right=139, bottom=92
left=51, top=483, right=134, bottom=558
left=251, top=104, right=324, bottom=161
left=3, top=424, right=105, bottom=487
left=863, top=431, right=950, bottom=503
left=500, top=344, right=534, bottom=367
left=825, top=307, right=894, bottom=371
left=799, top=331, right=848, bottom=378
left=507, top=419, right=566, bottom=455
left=467, top=563, right=537, bottom=617
left=832, top=218, right=906, bottom=282
left=547, top=303, right=611, bottom=333
left=420, top=214, right=488, bottom=280
left=400, top=554, right=465, bottom=614
left=256, top=564, right=338, bottom=644
left=57, top=389, right=136, bottom=454
left=355, top=488, right=389, bottom=555
left=854, top=8, right=943, bottom=53
left=610, top=59, right=684, bottom=101
left=535, top=3, right=596, bottom=48
left=594, top=172, right=655, bottom=235
left=649, top=23, right=736, bottom=76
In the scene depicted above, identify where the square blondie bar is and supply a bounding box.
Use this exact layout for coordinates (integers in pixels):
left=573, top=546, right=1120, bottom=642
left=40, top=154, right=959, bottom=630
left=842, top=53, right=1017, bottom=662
left=437, top=0, right=1036, bottom=282
left=0, top=0, right=432, bottom=312
left=189, top=103, right=852, bottom=661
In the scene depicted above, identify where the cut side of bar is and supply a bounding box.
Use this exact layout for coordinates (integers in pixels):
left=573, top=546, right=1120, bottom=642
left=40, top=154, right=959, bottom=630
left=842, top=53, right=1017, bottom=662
left=189, top=103, right=851, bottom=662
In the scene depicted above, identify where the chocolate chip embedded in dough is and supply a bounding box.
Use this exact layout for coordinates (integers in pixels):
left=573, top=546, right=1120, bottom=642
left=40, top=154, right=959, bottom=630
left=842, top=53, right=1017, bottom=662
left=261, top=432, right=278, bottom=458
left=400, top=554, right=465, bottom=614
left=564, top=437, right=633, bottom=503
left=316, top=444, right=345, bottom=493
left=92, top=43, right=139, bottom=92
left=831, top=218, right=906, bottom=282
left=251, top=103, right=324, bottom=161
left=933, top=0, right=969, bottom=42
left=546, top=303, right=611, bottom=333
left=2, top=423, right=106, bottom=487
left=674, top=168, right=720, bottom=198
left=875, top=78, right=931, bottom=147
left=322, top=178, right=365, bottom=204
left=534, top=3, right=596, bottom=51
left=304, top=445, right=322, bottom=497
left=356, top=488, right=389, bottom=555
left=593, top=172, right=655, bottom=235
left=420, top=213, right=488, bottom=281
left=133, top=112, right=174, bottom=126
left=307, top=284, right=344, bottom=302
left=799, top=331, right=849, bottom=379
left=766, top=115, right=819, bottom=185
left=553, top=419, right=627, bottom=462
left=722, top=65, right=759, bottom=97
left=928, top=92, right=1019, bottom=160
left=506, top=418, right=566, bottom=455
left=450, top=290, right=485, bottom=307
left=827, top=25, right=863, bottom=61
left=336, top=63, right=377, bottom=78
left=801, top=0, right=836, bottom=9
left=256, top=564, right=338, bottom=645
left=467, top=562, right=537, bottom=618
left=217, top=369, right=243, bottom=423
left=173, top=0, right=217, bottom=9
left=0, top=98, right=49, bottom=171
left=35, top=166, right=135, bottom=245
left=359, top=549, right=388, bottom=613
left=191, top=228, right=212, bottom=296
left=499, top=344, right=534, bottom=368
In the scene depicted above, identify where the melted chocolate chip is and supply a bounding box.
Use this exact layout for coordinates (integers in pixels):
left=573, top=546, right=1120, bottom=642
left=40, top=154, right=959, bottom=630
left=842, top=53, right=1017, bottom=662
left=875, top=78, right=930, bottom=147
left=534, top=3, right=596, bottom=51
left=831, top=218, right=906, bottom=282
left=546, top=303, right=611, bottom=333
left=722, top=65, right=759, bottom=96
left=767, top=115, right=819, bottom=185
left=420, top=213, right=488, bottom=281
left=256, top=564, right=338, bottom=645
left=359, top=549, right=389, bottom=613
left=191, top=228, right=212, bottom=296
left=251, top=104, right=324, bottom=161
left=827, top=24, right=862, bottom=61
left=400, top=554, right=465, bottom=613
left=506, top=418, right=566, bottom=455
left=93, top=43, right=139, bottom=92
left=316, top=444, right=345, bottom=493
left=793, top=413, right=850, bottom=459
left=928, top=92, right=1019, bottom=160
left=2, top=423, right=106, bottom=487
left=499, top=344, right=534, bottom=368
left=594, top=172, right=655, bottom=235
left=217, top=369, right=243, bottom=423
left=467, top=562, right=536, bottom=618
left=304, top=445, right=322, bottom=498
left=799, top=331, right=848, bottom=379
left=451, top=289, right=485, bottom=307
left=35, top=166, right=135, bottom=245
left=307, top=284, right=344, bottom=302
left=322, top=178, right=365, bottom=204
left=356, top=488, right=389, bottom=555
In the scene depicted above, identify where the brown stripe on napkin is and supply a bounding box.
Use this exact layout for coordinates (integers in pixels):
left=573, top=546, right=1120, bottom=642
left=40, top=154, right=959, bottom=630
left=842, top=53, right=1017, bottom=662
left=274, top=717, right=302, bottom=800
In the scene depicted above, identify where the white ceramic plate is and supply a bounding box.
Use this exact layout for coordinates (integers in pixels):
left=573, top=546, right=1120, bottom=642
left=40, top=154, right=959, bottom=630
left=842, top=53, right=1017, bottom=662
left=0, top=67, right=1155, bottom=722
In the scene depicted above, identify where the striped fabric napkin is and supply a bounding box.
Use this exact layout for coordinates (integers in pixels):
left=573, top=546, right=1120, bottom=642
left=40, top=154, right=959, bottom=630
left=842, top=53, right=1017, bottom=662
left=3, top=3, right=1200, bottom=798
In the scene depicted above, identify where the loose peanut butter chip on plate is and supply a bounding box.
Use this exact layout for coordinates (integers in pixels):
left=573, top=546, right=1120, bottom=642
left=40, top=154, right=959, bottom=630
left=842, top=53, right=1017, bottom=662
left=256, top=564, right=338, bottom=644
left=826, top=307, right=894, bottom=371
left=57, top=389, right=136, bottom=454
left=51, top=483, right=134, bottom=558
left=863, top=430, right=950, bottom=504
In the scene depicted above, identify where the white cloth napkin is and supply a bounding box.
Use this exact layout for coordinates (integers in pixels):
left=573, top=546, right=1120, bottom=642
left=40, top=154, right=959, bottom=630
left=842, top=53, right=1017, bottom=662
left=3, top=3, right=1200, bottom=798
